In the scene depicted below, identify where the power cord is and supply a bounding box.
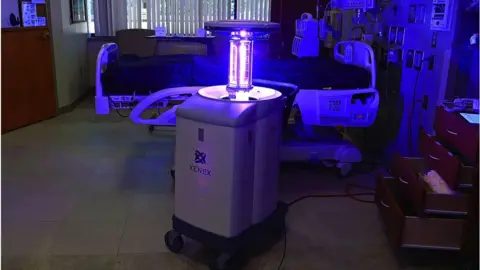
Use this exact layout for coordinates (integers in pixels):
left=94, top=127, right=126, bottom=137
left=407, top=58, right=431, bottom=156
left=276, top=183, right=376, bottom=270
left=107, top=95, right=131, bottom=118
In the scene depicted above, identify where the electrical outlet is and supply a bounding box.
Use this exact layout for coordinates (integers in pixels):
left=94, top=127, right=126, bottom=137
left=413, top=50, right=424, bottom=70
left=382, top=25, right=389, bottom=41
left=416, top=4, right=426, bottom=23
left=406, top=49, right=414, bottom=68
left=428, top=55, right=435, bottom=70
left=396, top=27, right=405, bottom=45
left=389, top=26, right=397, bottom=44
left=408, top=5, right=417, bottom=23
left=387, top=48, right=400, bottom=63
left=422, top=95, right=429, bottom=110
left=431, top=32, right=438, bottom=48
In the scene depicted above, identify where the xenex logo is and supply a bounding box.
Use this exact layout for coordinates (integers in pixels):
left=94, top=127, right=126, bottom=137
left=194, top=150, right=206, bottom=164
left=190, top=149, right=211, bottom=176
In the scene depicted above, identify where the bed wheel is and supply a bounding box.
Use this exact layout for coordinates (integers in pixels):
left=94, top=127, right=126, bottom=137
left=148, top=125, right=155, bottom=133
left=336, top=162, right=353, bottom=178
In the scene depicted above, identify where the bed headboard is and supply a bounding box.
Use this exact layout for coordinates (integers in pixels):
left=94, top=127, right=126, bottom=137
left=334, top=41, right=376, bottom=89
left=95, top=43, right=119, bottom=112
left=97, top=43, right=119, bottom=73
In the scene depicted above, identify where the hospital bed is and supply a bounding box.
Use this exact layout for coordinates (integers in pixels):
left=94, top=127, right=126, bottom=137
left=95, top=42, right=372, bottom=118
left=95, top=41, right=378, bottom=176
left=95, top=40, right=378, bottom=170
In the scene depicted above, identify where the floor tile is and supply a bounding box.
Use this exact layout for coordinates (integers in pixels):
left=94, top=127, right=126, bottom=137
left=2, top=221, right=57, bottom=257
left=129, top=193, right=174, bottom=220
left=48, top=255, right=117, bottom=270
left=1, top=256, right=49, bottom=270
left=66, top=193, right=132, bottom=222
left=118, top=218, right=171, bottom=254
left=2, top=194, right=77, bottom=222
left=50, top=220, right=125, bottom=256
left=115, top=253, right=190, bottom=270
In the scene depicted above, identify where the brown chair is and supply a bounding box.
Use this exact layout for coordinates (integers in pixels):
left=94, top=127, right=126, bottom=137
left=115, top=29, right=156, bottom=57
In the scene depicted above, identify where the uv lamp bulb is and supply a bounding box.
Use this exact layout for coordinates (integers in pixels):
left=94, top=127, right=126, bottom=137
left=227, top=31, right=254, bottom=99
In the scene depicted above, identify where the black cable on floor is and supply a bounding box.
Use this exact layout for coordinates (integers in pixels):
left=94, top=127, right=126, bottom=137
left=107, top=95, right=131, bottom=118
left=276, top=183, right=376, bottom=270
left=115, top=108, right=131, bottom=118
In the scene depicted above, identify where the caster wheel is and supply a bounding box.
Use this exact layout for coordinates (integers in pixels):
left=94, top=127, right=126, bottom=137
left=164, top=230, right=184, bottom=253
left=170, top=169, right=175, bottom=180
left=148, top=125, right=155, bottom=133
left=336, top=162, right=353, bottom=178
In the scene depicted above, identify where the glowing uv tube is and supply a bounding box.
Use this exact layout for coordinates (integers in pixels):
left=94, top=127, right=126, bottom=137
left=227, top=30, right=254, bottom=100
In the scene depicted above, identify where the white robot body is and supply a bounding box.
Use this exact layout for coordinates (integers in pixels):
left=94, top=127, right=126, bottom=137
left=174, top=86, right=283, bottom=238
left=251, top=106, right=283, bottom=225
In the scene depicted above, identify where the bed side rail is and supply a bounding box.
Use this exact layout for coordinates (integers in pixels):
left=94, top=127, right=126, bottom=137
left=95, top=43, right=119, bottom=114
left=333, top=41, right=376, bottom=89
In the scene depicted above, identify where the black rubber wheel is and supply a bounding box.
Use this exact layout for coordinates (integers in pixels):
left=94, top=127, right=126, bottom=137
left=148, top=125, right=155, bottom=133
left=170, top=169, right=175, bottom=180
left=164, top=230, right=184, bottom=253
left=336, top=164, right=353, bottom=179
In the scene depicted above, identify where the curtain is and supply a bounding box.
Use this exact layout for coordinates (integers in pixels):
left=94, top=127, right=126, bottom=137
left=236, top=0, right=270, bottom=21
left=94, top=0, right=128, bottom=36
left=96, top=0, right=272, bottom=36
left=127, top=0, right=235, bottom=35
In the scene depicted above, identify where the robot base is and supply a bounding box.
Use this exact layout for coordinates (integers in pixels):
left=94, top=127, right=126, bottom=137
left=165, top=202, right=288, bottom=270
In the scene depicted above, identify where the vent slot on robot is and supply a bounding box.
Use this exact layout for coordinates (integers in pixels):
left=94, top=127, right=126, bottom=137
left=221, top=95, right=258, bottom=101
left=351, top=92, right=375, bottom=105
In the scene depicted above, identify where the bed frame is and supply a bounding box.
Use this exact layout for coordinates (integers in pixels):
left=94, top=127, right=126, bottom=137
left=95, top=43, right=196, bottom=116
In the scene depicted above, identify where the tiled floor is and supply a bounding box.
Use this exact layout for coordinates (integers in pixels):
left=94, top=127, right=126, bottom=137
left=2, top=101, right=460, bottom=270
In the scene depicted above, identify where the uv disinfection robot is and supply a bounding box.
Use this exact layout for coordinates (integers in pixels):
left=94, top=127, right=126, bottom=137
left=164, top=21, right=288, bottom=270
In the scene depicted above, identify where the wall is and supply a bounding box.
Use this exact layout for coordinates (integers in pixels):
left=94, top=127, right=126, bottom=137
left=366, top=0, right=461, bottom=157
left=49, top=0, right=89, bottom=108
left=2, top=0, right=19, bottom=27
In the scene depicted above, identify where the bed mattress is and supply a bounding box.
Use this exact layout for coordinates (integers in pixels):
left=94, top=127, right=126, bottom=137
left=101, top=55, right=371, bottom=95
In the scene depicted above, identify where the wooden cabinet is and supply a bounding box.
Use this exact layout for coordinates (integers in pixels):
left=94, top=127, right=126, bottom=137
left=391, top=154, right=469, bottom=216
left=377, top=107, right=478, bottom=256
left=434, top=106, right=479, bottom=165
left=2, top=27, right=57, bottom=133
left=376, top=175, right=466, bottom=250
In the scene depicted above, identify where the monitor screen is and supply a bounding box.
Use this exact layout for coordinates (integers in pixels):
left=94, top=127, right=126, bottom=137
left=460, top=113, right=480, bottom=124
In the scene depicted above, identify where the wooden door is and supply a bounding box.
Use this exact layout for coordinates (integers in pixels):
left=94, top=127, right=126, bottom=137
left=2, top=27, right=57, bottom=133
